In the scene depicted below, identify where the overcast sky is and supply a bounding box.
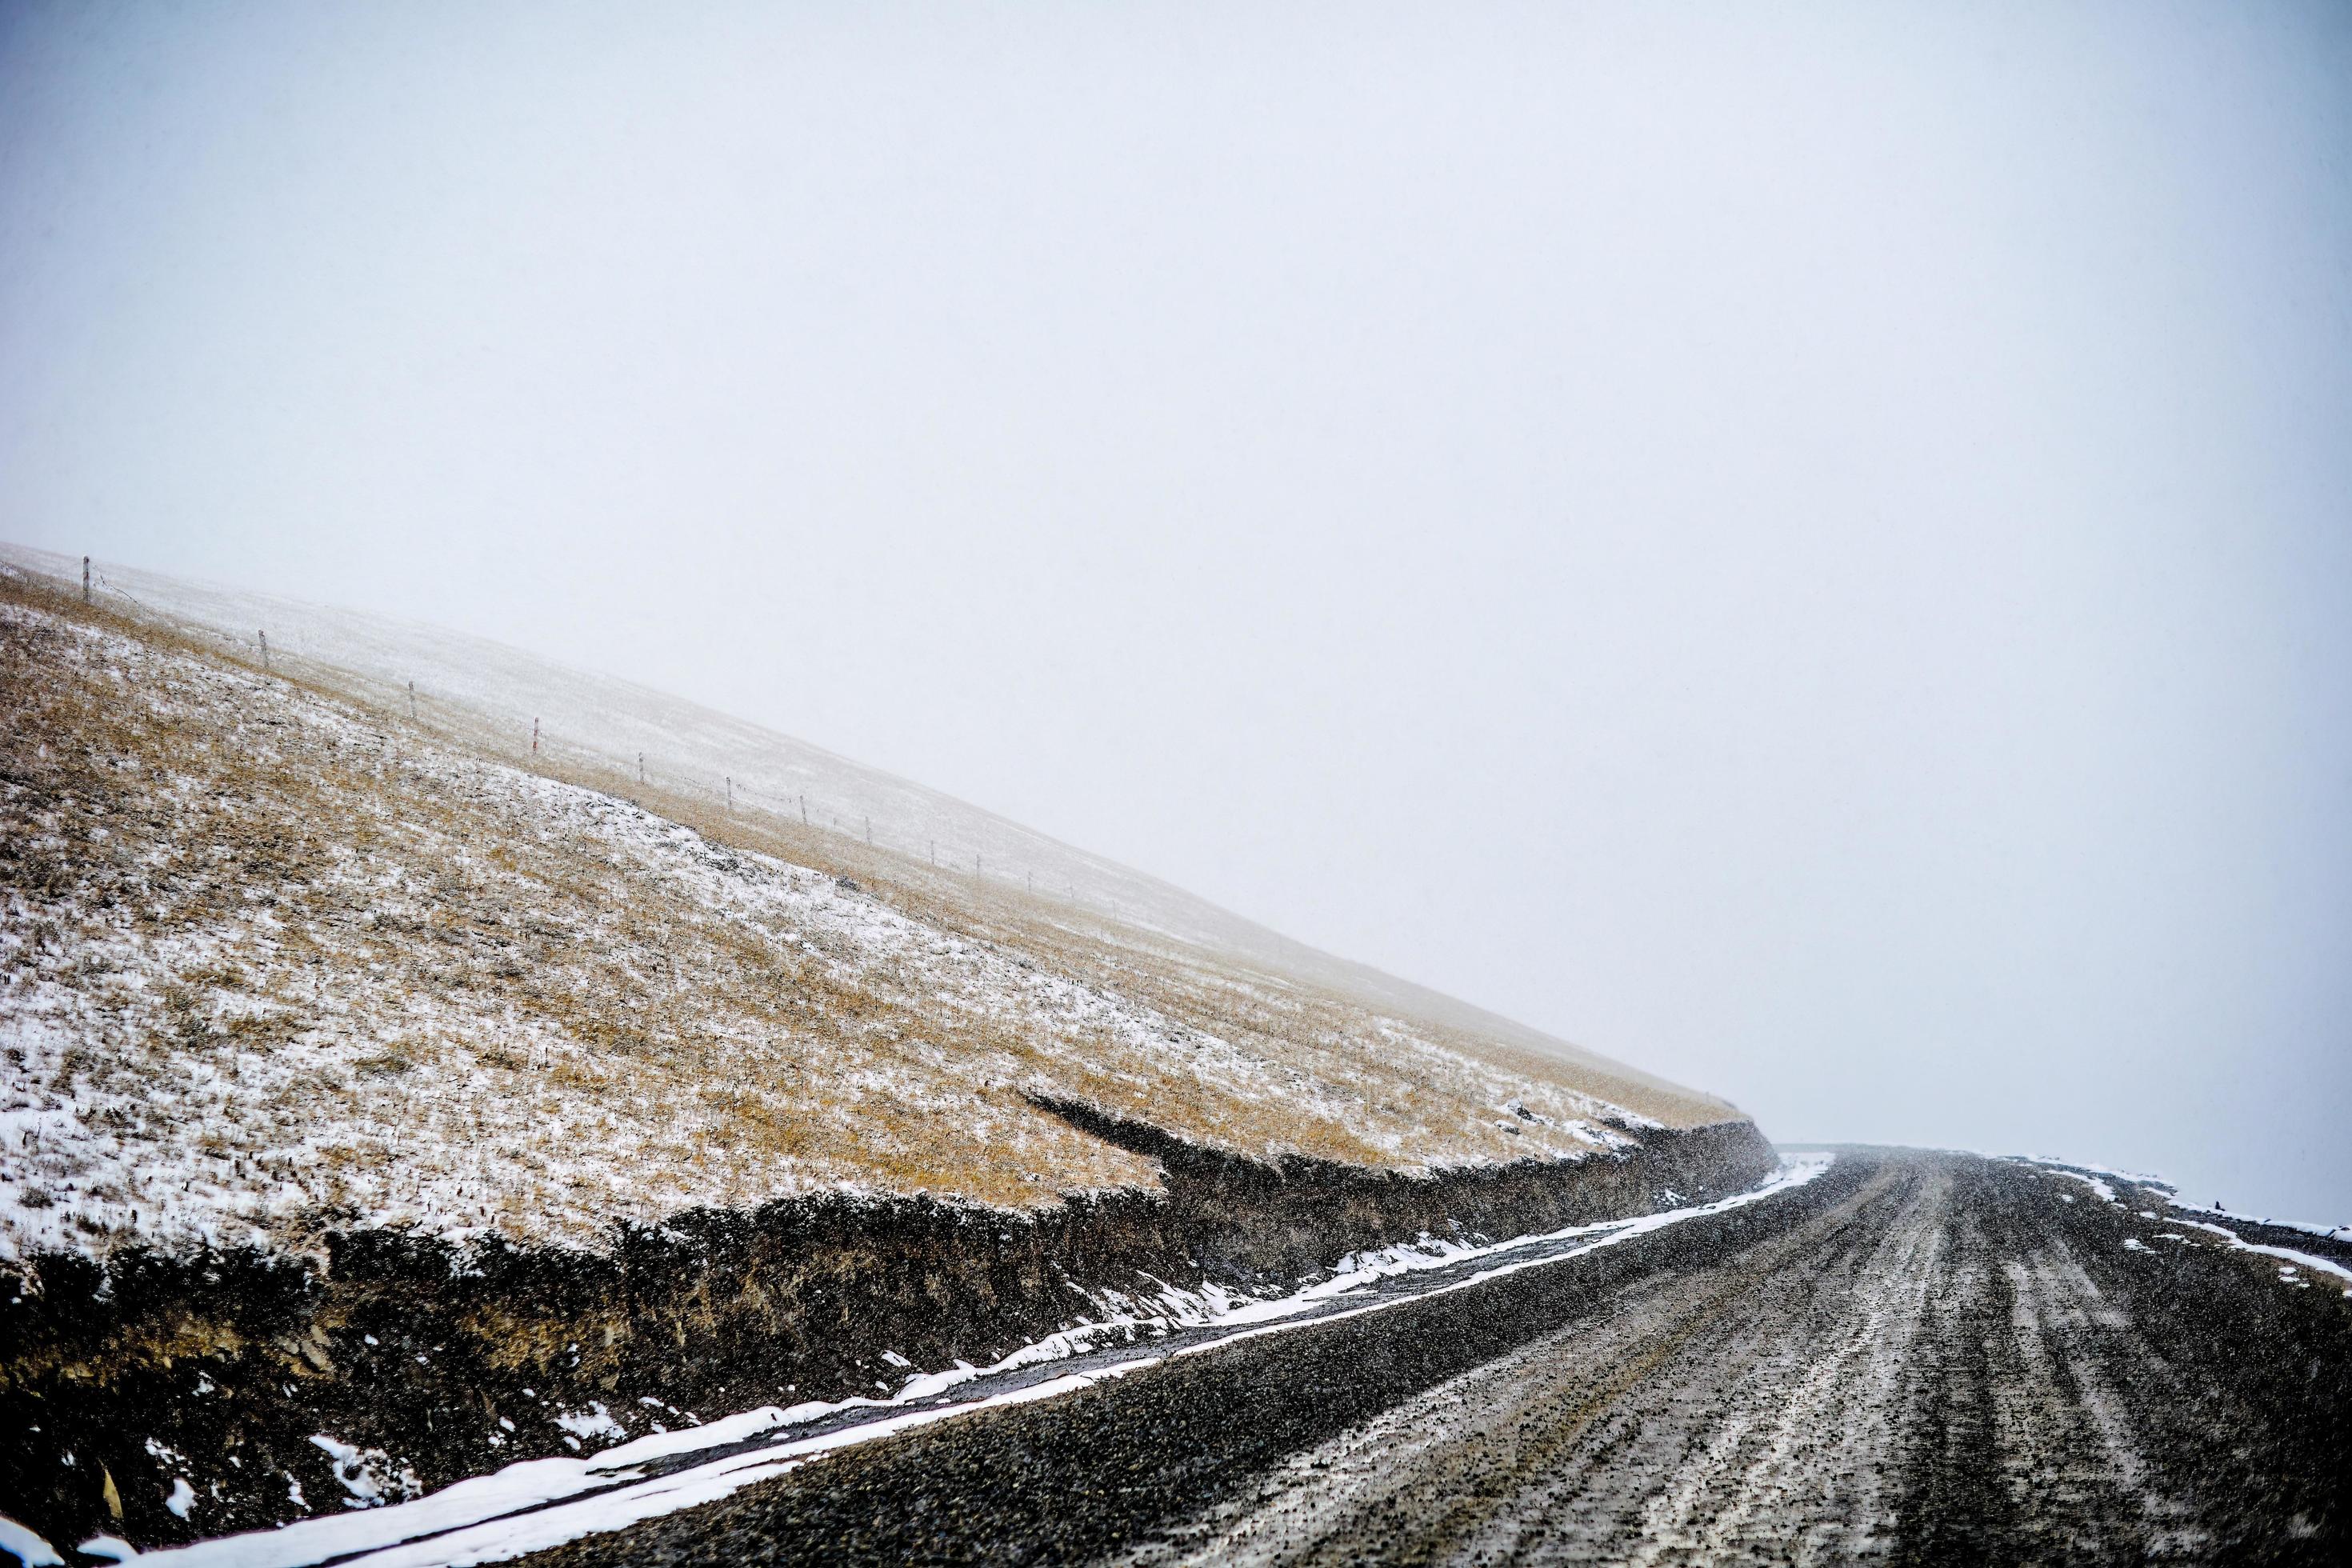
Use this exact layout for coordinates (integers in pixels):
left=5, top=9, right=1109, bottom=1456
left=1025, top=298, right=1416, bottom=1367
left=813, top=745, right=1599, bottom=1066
left=5, top=2, right=2347, bottom=1218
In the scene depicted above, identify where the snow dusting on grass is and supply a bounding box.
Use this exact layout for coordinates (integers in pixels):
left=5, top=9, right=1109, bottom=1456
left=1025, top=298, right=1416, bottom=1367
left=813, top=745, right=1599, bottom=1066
left=0, top=578, right=1675, bottom=1263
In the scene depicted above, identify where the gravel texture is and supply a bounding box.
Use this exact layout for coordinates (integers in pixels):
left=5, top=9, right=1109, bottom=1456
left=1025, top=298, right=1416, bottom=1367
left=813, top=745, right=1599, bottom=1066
left=522, top=1150, right=2351, bottom=1567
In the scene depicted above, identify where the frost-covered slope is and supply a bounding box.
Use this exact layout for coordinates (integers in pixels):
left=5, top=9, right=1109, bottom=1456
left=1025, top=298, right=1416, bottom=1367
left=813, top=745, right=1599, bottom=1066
left=2, top=543, right=1712, bottom=1112
left=0, top=556, right=1744, bottom=1263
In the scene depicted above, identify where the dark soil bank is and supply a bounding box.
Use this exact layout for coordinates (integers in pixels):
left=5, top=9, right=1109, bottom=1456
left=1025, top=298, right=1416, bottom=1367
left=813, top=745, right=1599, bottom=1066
left=0, top=1107, right=1771, bottom=1554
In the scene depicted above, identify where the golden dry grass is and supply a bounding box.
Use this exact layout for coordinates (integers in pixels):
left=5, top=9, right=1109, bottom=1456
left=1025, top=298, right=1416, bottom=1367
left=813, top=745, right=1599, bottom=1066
left=0, top=571, right=1732, bottom=1260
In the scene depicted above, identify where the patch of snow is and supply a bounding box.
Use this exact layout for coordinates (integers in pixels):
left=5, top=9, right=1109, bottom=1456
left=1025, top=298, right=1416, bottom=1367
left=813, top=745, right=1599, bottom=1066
left=1177, top=1153, right=1837, bottom=1350
left=114, top=1458, right=625, bottom=1568
left=2009, top=1156, right=2349, bottom=1243
left=2010, top=1153, right=2170, bottom=1189
left=2047, top=1170, right=2118, bottom=1205
left=350, top=1359, right=1167, bottom=1568
left=552, top=1404, right=626, bottom=1445
left=2167, top=1200, right=2350, bottom=1242
left=0, top=1514, right=63, bottom=1567
left=166, top=1478, right=198, bottom=1519
left=308, top=1436, right=420, bottom=1509
left=2166, top=1218, right=2352, bottom=1297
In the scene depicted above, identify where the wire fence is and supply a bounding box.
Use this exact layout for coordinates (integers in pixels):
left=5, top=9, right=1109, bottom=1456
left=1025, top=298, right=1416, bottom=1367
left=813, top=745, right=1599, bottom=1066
left=54, top=566, right=1156, bottom=923
left=72, top=571, right=1126, bottom=921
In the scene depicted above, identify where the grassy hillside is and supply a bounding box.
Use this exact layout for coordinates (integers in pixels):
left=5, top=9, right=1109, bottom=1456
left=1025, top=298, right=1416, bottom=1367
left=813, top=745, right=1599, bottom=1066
left=0, top=544, right=1718, bottom=1098
left=0, top=554, right=1743, bottom=1265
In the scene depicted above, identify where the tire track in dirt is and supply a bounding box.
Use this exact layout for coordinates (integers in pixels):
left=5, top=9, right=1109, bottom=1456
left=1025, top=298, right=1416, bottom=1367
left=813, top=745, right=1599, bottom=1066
left=1126, top=1161, right=1941, bottom=1566
left=520, top=1152, right=2351, bottom=1566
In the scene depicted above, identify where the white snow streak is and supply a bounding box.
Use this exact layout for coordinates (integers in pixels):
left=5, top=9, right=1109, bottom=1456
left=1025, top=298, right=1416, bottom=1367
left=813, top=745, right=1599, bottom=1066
left=119, top=1158, right=1830, bottom=1568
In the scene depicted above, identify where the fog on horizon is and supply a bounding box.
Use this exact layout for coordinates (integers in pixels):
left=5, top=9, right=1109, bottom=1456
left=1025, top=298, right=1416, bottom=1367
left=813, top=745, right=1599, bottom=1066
left=3, top=2, right=2347, bottom=1219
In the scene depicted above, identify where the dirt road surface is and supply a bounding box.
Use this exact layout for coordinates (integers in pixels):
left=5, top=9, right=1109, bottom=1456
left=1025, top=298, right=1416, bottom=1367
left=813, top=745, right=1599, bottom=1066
left=524, top=1152, right=2350, bottom=1566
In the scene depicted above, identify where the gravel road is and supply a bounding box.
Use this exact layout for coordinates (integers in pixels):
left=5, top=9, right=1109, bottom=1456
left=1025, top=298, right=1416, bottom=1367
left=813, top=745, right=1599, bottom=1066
left=525, top=1152, right=2350, bottom=1566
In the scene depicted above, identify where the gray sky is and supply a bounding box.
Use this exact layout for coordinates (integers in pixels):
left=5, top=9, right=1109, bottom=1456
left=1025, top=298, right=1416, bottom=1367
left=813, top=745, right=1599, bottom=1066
left=5, top=2, right=2348, bottom=1218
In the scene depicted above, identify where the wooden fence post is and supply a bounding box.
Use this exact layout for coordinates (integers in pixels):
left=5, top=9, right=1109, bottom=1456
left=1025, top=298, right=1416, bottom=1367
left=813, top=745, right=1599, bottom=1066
left=532, top=718, right=539, bottom=754
left=82, top=557, right=90, bottom=604
left=407, top=680, right=418, bottom=720
left=258, top=630, right=270, bottom=671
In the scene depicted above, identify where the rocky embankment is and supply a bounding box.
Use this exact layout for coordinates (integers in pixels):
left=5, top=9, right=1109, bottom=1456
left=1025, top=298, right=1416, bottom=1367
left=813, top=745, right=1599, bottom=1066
left=0, top=1109, right=1772, bottom=1553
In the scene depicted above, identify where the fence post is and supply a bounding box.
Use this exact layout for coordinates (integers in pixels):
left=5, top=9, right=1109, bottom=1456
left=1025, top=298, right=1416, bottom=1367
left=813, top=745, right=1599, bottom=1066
left=800, top=794, right=808, bottom=826
left=865, top=816, right=872, bottom=846
left=82, top=557, right=90, bottom=604
left=532, top=718, right=539, bottom=754
left=258, top=630, right=270, bottom=671
left=639, top=753, right=646, bottom=785
left=726, top=776, right=734, bottom=813
left=407, top=680, right=417, bottom=721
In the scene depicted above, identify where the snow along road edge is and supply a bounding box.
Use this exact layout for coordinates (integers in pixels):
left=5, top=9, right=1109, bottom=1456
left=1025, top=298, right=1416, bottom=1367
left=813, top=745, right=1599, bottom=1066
left=2006, top=1155, right=2352, bottom=1295
left=3, top=1155, right=1832, bottom=1568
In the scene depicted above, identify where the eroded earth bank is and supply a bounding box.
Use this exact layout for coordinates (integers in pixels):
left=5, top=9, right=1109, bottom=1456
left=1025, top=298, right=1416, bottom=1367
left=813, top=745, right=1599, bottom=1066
left=0, top=1114, right=1771, bottom=1554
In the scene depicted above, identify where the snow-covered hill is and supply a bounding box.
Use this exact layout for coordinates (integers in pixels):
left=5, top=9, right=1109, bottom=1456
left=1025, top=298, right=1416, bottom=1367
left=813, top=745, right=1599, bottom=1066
left=0, top=549, right=1743, bottom=1262
left=2, top=545, right=1714, bottom=1096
